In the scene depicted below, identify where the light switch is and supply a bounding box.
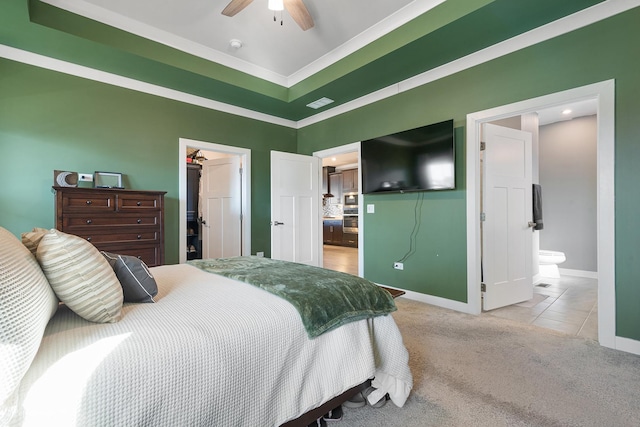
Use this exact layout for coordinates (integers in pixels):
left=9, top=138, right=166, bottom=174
left=367, top=204, right=375, bottom=213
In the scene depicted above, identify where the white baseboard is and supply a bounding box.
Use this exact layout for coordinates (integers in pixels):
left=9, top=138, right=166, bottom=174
left=393, top=288, right=471, bottom=313
left=615, top=336, right=640, bottom=356
left=558, top=268, right=598, bottom=279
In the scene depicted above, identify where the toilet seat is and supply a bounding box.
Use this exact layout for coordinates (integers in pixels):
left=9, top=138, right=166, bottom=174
left=539, top=250, right=566, bottom=265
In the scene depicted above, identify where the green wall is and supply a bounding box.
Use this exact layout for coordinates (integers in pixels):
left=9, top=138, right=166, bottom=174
left=297, top=8, right=640, bottom=340
left=1, top=5, right=640, bottom=342
left=0, top=58, right=297, bottom=263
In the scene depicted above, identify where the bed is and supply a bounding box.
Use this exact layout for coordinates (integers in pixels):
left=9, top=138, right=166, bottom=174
left=1, top=227, right=412, bottom=427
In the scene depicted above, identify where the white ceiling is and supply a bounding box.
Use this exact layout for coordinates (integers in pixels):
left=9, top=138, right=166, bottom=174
left=45, top=0, right=444, bottom=85
left=537, top=99, right=598, bottom=126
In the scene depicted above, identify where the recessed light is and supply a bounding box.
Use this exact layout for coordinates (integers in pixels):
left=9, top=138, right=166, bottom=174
left=306, top=97, right=334, bottom=109
left=562, top=109, right=572, bottom=115
left=229, top=39, right=243, bottom=49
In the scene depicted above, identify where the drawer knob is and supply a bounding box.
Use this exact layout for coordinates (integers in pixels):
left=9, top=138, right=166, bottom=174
left=136, top=201, right=142, bottom=206
left=86, top=219, right=92, bottom=224
left=86, top=237, right=92, bottom=242
left=137, top=219, right=142, bottom=224
left=86, top=200, right=92, bottom=205
left=137, top=235, right=142, bottom=239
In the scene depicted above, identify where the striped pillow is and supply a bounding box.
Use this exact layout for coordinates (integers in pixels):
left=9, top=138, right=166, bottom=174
left=21, top=227, right=49, bottom=255
left=0, top=227, right=58, bottom=424
left=36, top=229, right=123, bottom=323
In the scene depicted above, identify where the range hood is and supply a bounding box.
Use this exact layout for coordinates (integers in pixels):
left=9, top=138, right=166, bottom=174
left=322, top=166, right=335, bottom=198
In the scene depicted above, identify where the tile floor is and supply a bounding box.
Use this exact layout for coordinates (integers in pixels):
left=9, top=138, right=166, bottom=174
left=322, top=245, right=598, bottom=340
left=485, top=274, right=598, bottom=340
left=323, top=244, right=358, bottom=276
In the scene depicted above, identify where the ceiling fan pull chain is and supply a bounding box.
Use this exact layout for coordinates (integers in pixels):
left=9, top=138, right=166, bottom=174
left=280, top=10, right=283, bottom=26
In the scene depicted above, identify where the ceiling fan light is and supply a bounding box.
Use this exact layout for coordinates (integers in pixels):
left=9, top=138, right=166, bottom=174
left=268, top=0, right=284, bottom=11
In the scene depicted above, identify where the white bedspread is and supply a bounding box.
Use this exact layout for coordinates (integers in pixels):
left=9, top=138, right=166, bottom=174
left=14, top=264, right=412, bottom=426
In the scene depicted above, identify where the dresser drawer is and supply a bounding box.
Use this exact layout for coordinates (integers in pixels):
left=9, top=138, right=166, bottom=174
left=118, top=193, right=163, bottom=210
left=62, top=213, right=161, bottom=228
left=62, top=192, right=116, bottom=211
left=55, top=187, right=166, bottom=267
left=80, top=230, right=159, bottom=245
left=97, top=244, right=161, bottom=267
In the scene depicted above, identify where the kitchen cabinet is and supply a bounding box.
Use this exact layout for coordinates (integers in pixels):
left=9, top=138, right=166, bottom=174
left=342, top=232, right=358, bottom=247
left=328, top=173, right=343, bottom=203
left=323, top=219, right=343, bottom=245
left=342, top=168, right=358, bottom=193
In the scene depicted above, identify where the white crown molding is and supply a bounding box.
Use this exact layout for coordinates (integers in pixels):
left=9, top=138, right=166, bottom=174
left=0, top=44, right=297, bottom=128
left=41, top=0, right=290, bottom=86
left=41, top=0, right=444, bottom=88
left=298, top=0, right=640, bottom=128
left=3, top=0, right=638, bottom=130
left=287, top=0, right=446, bottom=86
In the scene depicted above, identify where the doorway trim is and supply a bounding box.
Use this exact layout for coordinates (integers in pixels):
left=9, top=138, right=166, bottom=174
left=178, top=138, right=251, bottom=263
left=466, top=80, right=616, bottom=350
left=313, top=142, right=363, bottom=277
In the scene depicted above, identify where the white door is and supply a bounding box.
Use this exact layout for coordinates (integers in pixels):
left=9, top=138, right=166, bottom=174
left=482, top=123, right=533, bottom=310
left=270, top=151, right=320, bottom=266
left=201, top=156, right=242, bottom=258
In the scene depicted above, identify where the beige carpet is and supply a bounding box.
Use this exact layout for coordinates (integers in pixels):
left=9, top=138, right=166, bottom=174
left=338, top=298, right=640, bottom=427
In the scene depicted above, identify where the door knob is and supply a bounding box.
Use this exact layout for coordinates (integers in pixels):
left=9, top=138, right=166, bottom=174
left=527, top=221, right=537, bottom=228
left=272, top=221, right=284, bottom=226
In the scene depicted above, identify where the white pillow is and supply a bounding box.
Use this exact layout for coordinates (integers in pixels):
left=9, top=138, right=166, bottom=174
left=0, top=227, right=58, bottom=425
left=37, top=229, right=123, bottom=323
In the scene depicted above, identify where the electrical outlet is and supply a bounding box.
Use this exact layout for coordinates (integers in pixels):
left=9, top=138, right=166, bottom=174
left=256, top=251, right=264, bottom=257
left=78, top=173, right=93, bottom=182
left=394, top=262, right=404, bottom=270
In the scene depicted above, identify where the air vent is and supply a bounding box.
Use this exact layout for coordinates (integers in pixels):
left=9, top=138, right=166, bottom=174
left=306, top=97, right=334, bottom=109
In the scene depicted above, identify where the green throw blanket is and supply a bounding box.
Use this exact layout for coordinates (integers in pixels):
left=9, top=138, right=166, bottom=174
left=188, top=256, right=397, bottom=338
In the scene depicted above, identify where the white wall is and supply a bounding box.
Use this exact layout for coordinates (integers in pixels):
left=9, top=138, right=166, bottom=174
left=539, top=115, right=597, bottom=272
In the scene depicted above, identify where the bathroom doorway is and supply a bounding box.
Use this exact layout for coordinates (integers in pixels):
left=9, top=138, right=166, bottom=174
left=466, top=80, right=615, bottom=349
left=485, top=110, right=598, bottom=339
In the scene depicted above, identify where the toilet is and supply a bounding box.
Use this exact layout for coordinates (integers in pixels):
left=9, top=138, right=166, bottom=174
left=538, top=250, right=566, bottom=279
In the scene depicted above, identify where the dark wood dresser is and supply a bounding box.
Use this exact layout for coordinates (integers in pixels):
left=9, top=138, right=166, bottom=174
left=54, top=186, right=166, bottom=266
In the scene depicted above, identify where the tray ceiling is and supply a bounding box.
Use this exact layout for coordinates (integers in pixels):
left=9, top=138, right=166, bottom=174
left=12, top=0, right=618, bottom=121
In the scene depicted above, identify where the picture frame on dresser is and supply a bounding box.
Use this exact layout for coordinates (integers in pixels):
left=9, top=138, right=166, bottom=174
left=94, top=171, right=124, bottom=189
left=53, top=186, right=166, bottom=266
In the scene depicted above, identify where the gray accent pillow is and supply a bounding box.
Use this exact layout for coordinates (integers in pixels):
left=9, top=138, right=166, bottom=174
left=102, top=252, right=158, bottom=303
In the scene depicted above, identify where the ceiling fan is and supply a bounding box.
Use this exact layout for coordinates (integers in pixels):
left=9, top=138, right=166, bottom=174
left=222, top=0, right=315, bottom=31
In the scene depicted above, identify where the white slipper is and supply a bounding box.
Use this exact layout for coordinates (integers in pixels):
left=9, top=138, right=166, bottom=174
left=362, top=386, right=388, bottom=408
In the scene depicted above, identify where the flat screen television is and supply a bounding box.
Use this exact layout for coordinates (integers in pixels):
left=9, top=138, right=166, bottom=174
left=361, top=119, right=455, bottom=194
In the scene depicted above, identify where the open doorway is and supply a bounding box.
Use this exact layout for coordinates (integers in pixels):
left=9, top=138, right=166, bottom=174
left=466, top=80, right=616, bottom=350
left=314, top=142, right=363, bottom=277
left=484, top=106, right=598, bottom=339
left=178, top=138, right=252, bottom=264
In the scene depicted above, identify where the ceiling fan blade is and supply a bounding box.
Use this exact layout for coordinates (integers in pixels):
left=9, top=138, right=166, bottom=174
left=221, top=0, right=254, bottom=17
left=283, top=0, right=314, bottom=31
